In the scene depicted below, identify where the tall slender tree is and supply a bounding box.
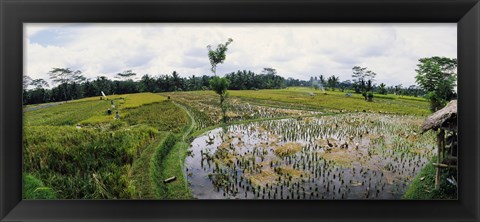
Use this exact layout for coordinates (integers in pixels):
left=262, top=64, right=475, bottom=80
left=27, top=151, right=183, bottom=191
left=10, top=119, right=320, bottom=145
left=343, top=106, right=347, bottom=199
left=352, top=66, right=376, bottom=99
left=207, top=38, right=233, bottom=75
left=327, top=75, right=339, bottom=91
left=207, top=38, right=233, bottom=123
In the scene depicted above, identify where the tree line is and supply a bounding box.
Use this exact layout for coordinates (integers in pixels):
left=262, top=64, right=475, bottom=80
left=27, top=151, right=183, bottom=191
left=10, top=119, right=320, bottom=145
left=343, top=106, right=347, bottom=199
left=23, top=56, right=457, bottom=113
left=22, top=68, right=294, bottom=105
left=22, top=67, right=426, bottom=105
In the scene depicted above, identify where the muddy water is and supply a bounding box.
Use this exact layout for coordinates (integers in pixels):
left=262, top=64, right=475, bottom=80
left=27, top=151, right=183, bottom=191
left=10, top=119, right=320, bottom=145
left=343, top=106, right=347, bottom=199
left=185, top=114, right=436, bottom=199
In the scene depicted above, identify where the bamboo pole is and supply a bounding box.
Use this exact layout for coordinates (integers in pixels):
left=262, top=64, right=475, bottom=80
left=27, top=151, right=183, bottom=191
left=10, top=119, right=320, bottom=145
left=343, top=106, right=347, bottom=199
left=432, top=163, right=457, bottom=168
left=435, top=129, right=445, bottom=189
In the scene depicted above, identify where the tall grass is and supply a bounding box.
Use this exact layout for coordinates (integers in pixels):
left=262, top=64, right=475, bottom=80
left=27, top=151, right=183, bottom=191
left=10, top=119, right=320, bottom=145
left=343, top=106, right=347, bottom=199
left=130, top=132, right=168, bottom=199
left=151, top=133, right=178, bottom=198
left=24, top=125, right=157, bottom=199
left=23, top=174, right=56, bottom=199
left=23, top=93, right=188, bottom=199
left=121, top=93, right=166, bottom=109
left=228, top=87, right=430, bottom=116
left=125, top=101, right=188, bottom=133
left=403, top=157, right=457, bottom=199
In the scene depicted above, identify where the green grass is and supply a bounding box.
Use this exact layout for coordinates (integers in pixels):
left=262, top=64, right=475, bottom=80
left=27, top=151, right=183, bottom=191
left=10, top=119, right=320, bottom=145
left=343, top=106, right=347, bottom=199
left=403, top=157, right=457, bottom=199
left=152, top=102, right=195, bottom=199
left=164, top=87, right=431, bottom=129
left=125, top=101, right=188, bottom=133
left=129, top=100, right=191, bottom=199
left=228, top=87, right=430, bottom=116
left=23, top=93, right=189, bottom=199
left=157, top=141, right=193, bottom=199
left=130, top=132, right=168, bottom=199
left=24, top=125, right=157, bottom=199
left=174, top=100, right=215, bottom=130
left=25, top=93, right=166, bottom=127
left=23, top=174, right=56, bottom=199
left=151, top=133, right=178, bottom=198
left=24, top=100, right=110, bottom=126
left=23, top=88, right=438, bottom=199
left=121, top=93, right=166, bottom=109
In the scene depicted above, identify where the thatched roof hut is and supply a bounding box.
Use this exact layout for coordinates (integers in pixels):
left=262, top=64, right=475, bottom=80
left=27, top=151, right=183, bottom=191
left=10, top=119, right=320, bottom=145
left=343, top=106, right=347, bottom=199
left=422, top=100, right=457, bottom=133
left=421, top=100, right=457, bottom=190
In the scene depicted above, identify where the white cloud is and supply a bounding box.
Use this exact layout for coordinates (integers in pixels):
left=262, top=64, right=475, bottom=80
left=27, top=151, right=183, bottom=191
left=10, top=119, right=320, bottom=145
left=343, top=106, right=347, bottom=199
left=24, top=23, right=456, bottom=87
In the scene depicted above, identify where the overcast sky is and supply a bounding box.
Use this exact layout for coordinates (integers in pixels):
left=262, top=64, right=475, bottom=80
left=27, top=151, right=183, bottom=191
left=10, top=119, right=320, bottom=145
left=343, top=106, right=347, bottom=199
left=24, top=23, right=456, bottom=87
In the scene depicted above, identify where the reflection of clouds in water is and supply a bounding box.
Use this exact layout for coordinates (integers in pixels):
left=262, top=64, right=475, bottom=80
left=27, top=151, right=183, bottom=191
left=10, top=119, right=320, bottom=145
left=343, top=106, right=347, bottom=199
left=186, top=113, right=436, bottom=199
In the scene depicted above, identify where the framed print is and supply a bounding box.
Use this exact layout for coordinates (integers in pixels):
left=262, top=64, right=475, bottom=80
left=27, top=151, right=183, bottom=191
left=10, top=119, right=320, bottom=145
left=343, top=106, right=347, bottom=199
left=1, top=0, right=479, bottom=221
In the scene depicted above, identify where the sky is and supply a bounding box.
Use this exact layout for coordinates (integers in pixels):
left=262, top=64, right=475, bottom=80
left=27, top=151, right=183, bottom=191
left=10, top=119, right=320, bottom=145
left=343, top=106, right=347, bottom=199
left=24, top=23, right=456, bottom=88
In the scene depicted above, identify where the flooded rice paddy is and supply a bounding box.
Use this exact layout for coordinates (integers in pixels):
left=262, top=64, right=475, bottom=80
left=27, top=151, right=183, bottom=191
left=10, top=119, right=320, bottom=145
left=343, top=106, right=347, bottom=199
left=185, top=113, right=436, bottom=199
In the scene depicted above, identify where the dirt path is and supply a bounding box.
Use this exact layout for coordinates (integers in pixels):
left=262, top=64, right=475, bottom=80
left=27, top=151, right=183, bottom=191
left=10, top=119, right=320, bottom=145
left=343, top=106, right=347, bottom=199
left=173, top=101, right=196, bottom=141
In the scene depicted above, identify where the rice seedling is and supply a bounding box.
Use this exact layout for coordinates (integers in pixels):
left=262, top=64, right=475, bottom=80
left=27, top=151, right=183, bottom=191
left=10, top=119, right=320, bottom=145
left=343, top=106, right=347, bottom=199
left=185, top=113, right=436, bottom=199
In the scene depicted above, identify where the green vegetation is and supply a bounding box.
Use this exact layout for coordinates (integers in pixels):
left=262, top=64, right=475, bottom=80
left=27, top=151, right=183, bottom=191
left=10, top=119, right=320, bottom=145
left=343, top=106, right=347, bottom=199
left=207, top=38, right=233, bottom=123
left=130, top=133, right=167, bottom=199
left=403, top=157, right=457, bottom=199
left=125, top=101, right=188, bottom=133
left=23, top=84, right=452, bottom=199
left=25, top=100, right=109, bottom=126
left=151, top=133, right=179, bottom=198
left=166, top=87, right=430, bottom=122
left=157, top=141, right=192, bottom=199
left=23, top=174, right=56, bottom=199
left=351, top=66, right=376, bottom=96
left=229, top=88, right=429, bottom=115
left=23, top=93, right=189, bottom=199
left=24, top=124, right=157, bottom=199
left=120, top=93, right=166, bottom=109
left=209, top=76, right=230, bottom=123
left=415, top=56, right=457, bottom=111
left=206, top=38, right=233, bottom=75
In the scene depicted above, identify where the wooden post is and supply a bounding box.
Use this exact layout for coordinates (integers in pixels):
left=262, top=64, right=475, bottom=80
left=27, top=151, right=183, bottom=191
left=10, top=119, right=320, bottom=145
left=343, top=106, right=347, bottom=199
left=435, top=129, right=445, bottom=189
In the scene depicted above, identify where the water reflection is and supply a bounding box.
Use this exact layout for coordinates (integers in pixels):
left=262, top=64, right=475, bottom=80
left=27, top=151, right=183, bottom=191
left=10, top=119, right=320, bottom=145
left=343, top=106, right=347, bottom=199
left=185, top=113, right=435, bottom=199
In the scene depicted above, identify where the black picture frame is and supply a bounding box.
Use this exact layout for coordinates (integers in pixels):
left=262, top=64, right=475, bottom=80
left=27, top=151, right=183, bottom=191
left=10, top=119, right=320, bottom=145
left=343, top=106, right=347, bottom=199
left=1, top=0, right=479, bottom=221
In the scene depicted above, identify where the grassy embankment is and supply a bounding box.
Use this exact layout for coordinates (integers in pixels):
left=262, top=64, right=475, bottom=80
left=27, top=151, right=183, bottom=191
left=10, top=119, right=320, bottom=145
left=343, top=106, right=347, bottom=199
left=23, top=93, right=190, bottom=199
left=403, top=157, right=457, bottom=199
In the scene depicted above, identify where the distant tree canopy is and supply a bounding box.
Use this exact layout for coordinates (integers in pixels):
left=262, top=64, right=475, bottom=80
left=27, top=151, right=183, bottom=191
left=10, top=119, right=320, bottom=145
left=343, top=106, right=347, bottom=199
left=24, top=60, right=442, bottom=106
left=327, top=75, right=339, bottom=91
left=415, top=56, right=457, bottom=112
left=30, top=79, right=49, bottom=89
left=47, top=68, right=85, bottom=102
left=351, top=66, right=376, bottom=94
left=351, top=66, right=378, bottom=101
left=225, top=69, right=285, bottom=90
left=377, top=83, right=387, bottom=95
left=23, top=75, right=33, bottom=90
left=116, top=70, right=137, bottom=80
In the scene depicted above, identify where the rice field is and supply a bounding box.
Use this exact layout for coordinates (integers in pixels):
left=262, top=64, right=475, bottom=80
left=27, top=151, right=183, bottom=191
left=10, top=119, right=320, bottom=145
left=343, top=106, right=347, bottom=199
left=164, top=87, right=430, bottom=124
left=23, top=88, right=442, bottom=199
left=23, top=93, right=189, bottom=199
left=163, top=90, right=322, bottom=126
left=185, top=113, right=437, bottom=199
